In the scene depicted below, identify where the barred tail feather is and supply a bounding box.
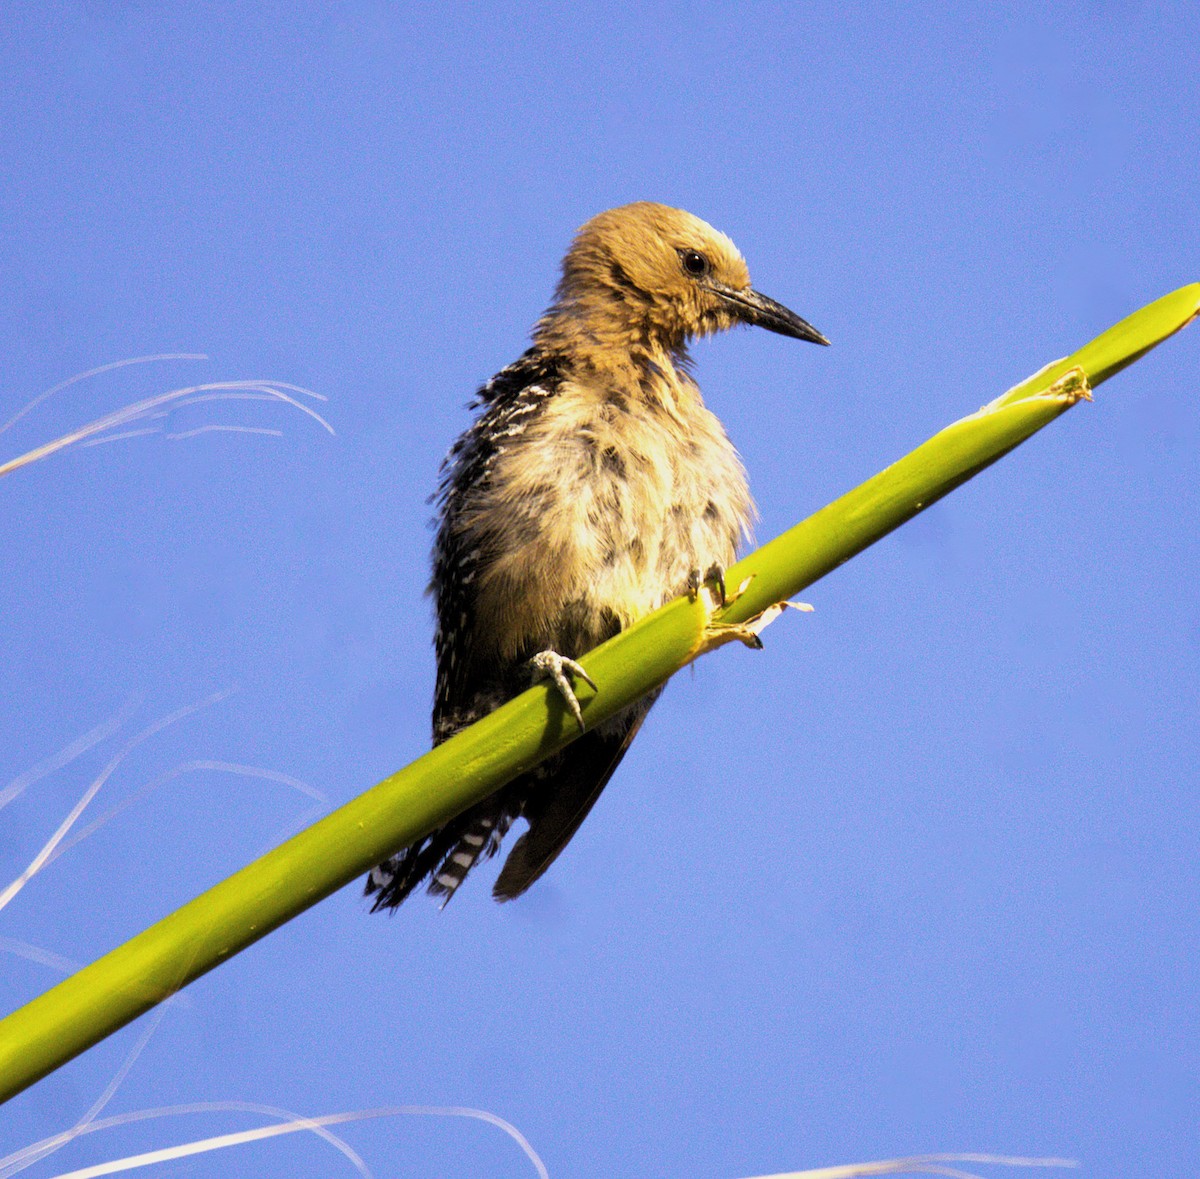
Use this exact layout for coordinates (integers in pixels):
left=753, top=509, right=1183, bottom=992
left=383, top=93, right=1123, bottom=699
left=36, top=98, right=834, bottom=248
left=365, top=836, right=446, bottom=911
left=364, top=801, right=513, bottom=912
left=428, top=810, right=513, bottom=906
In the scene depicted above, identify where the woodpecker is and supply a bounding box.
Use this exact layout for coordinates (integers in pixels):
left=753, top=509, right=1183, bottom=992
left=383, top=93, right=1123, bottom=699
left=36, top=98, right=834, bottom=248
left=366, top=201, right=828, bottom=910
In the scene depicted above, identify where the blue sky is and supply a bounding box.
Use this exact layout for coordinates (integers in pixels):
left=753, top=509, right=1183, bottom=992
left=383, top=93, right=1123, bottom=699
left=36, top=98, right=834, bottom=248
left=1, top=3, right=1198, bottom=1176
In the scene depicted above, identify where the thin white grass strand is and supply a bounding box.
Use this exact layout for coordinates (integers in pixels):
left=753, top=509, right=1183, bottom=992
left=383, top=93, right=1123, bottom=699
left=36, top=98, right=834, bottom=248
left=250, top=379, right=328, bottom=401
left=0, top=1005, right=171, bottom=1179
left=0, top=691, right=235, bottom=913
left=28, top=1104, right=547, bottom=1179
left=45, top=760, right=326, bottom=866
left=73, top=1009, right=170, bottom=1148
left=165, top=425, right=284, bottom=440
left=80, top=390, right=307, bottom=448
left=4, top=1104, right=376, bottom=1179
left=260, top=799, right=328, bottom=853
left=0, top=936, right=193, bottom=1010
left=0, top=355, right=207, bottom=437
left=0, top=380, right=332, bottom=478
left=76, top=430, right=161, bottom=448
left=170, top=389, right=326, bottom=409
left=0, top=937, right=82, bottom=975
left=0, top=698, right=139, bottom=812
left=171, top=391, right=294, bottom=407
left=741, top=1155, right=1077, bottom=1179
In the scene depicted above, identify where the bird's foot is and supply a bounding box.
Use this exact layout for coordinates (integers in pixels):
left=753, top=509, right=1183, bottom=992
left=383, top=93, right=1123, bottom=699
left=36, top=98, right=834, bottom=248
left=687, top=562, right=727, bottom=607
left=697, top=599, right=815, bottom=656
left=530, top=650, right=597, bottom=732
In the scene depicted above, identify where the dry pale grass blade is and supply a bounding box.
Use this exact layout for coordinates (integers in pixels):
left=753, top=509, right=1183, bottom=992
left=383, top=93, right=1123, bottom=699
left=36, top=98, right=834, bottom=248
left=0, top=699, right=139, bottom=813
left=0, top=1100, right=369, bottom=1179
left=0, top=378, right=332, bottom=478
left=740, top=1154, right=1077, bottom=1179
left=0, top=1005, right=172, bottom=1179
left=0, top=935, right=194, bottom=1015
left=0, top=708, right=313, bottom=1108
left=165, top=424, right=283, bottom=440
left=0, top=937, right=82, bottom=976
left=14, top=1104, right=548, bottom=1179
left=0, top=692, right=235, bottom=914
left=0, top=355, right=207, bottom=437
left=43, top=760, right=326, bottom=868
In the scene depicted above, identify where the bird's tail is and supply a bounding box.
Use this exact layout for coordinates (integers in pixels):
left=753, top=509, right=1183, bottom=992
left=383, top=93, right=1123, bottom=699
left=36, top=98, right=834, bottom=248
left=365, top=802, right=512, bottom=911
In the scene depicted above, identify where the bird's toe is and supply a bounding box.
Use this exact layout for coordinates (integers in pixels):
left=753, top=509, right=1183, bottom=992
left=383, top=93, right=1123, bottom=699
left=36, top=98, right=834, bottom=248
left=530, top=649, right=596, bottom=731
left=687, top=562, right=727, bottom=606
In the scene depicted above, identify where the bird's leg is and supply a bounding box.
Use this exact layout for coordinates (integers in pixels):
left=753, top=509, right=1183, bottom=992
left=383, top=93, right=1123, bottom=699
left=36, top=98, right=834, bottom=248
left=530, top=650, right=597, bottom=732
left=687, top=562, right=727, bottom=607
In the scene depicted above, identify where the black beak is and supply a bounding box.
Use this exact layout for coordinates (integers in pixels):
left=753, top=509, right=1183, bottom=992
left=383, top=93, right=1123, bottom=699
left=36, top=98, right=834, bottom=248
left=713, top=284, right=830, bottom=345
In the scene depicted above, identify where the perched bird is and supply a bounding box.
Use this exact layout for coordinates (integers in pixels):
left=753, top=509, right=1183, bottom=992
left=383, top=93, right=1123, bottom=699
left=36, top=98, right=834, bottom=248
left=366, top=201, right=827, bottom=910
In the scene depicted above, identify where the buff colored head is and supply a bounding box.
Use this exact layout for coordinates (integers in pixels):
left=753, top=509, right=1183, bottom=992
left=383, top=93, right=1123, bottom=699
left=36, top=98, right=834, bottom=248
left=537, top=201, right=828, bottom=354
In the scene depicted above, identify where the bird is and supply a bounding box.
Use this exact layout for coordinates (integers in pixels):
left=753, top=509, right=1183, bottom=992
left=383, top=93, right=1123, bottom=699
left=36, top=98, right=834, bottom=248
left=366, top=201, right=828, bottom=910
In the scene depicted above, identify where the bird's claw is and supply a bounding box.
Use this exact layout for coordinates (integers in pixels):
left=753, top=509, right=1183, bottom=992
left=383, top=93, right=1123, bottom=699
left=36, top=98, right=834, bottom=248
left=687, top=562, right=726, bottom=607
left=530, top=650, right=596, bottom=732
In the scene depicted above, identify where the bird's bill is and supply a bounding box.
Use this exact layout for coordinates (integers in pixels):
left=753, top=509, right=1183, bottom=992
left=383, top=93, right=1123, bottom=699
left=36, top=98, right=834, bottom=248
left=714, top=284, right=830, bottom=345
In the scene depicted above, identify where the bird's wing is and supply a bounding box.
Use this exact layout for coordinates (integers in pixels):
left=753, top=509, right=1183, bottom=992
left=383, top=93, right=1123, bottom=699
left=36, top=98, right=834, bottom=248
left=430, top=349, right=563, bottom=741
left=492, top=702, right=653, bottom=901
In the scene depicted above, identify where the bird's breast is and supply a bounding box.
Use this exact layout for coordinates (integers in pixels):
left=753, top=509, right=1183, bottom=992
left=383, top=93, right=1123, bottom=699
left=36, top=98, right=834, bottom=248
left=465, top=376, right=754, bottom=663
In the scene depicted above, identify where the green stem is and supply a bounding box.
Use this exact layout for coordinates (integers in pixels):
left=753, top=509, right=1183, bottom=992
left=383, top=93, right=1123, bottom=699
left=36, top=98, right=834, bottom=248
left=1, top=284, right=1195, bottom=1106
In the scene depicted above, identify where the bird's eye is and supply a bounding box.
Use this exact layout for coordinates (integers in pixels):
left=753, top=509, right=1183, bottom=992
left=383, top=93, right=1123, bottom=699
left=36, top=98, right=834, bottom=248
left=680, top=249, right=710, bottom=278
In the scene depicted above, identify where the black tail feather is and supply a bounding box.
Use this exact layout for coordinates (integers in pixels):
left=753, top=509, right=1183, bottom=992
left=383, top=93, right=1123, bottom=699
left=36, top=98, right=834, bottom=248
left=367, top=695, right=657, bottom=909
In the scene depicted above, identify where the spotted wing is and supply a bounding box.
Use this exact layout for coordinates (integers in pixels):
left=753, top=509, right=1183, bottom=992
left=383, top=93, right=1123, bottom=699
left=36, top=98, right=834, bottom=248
left=366, top=350, right=564, bottom=910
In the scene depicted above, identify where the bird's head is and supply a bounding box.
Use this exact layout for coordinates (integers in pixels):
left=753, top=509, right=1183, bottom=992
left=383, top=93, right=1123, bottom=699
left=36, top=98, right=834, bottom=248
left=538, top=202, right=828, bottom=358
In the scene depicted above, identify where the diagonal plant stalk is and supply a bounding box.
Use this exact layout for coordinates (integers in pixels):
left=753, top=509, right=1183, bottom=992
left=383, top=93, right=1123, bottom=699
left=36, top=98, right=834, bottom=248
left=0, top=285, right=1196, bottom=1106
